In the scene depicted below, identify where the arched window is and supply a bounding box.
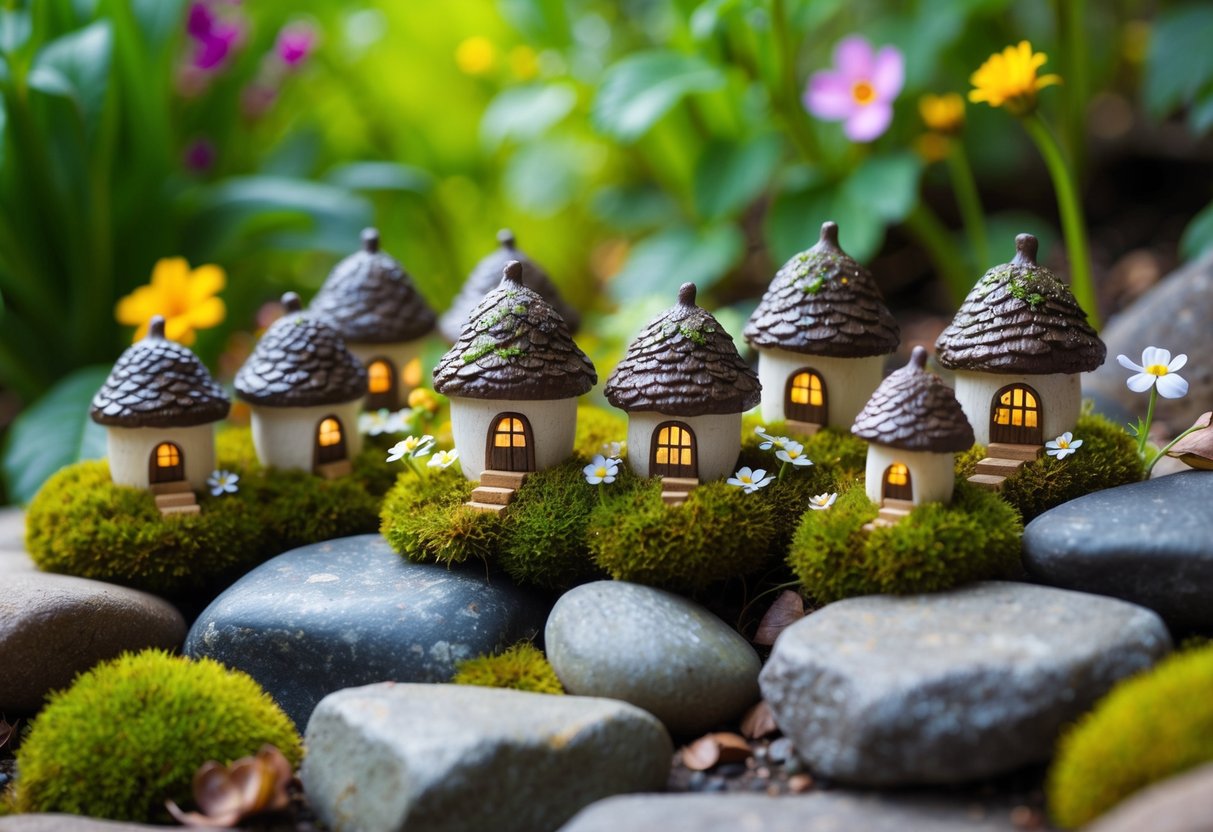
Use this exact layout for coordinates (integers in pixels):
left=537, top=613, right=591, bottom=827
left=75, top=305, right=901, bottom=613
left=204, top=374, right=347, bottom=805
left=883, top=462, right=912, bottom=500
left=368, top=360, right=392, bottom=394
left=149, top=442, right=185, bottom=484
left=650, top=422, right=697, bottom=478
left=315, top=416, right=348, bottom=466
left=486, top=413, right=535, bottom=472
left=785, top=368, right=827, bottom=425
left=364, top=357, right=397, bottom=410
left=990, top=383, right=1043, bottom=445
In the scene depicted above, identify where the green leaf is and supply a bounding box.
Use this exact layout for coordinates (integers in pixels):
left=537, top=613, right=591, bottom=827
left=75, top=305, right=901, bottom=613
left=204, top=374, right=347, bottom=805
left=27, top=20, right=113, bottom=139
left=2, top=365, right=110, bottom=504
left=592, top=185, right=678, bottom=232
left=1144, top=4, right=1213, bottom=120
left=1180, top=200, right=1213, bottom=260
left=326, top=162, right=434, bottom=194
left=504, top=137, right=599, bottom=216
left=765, top=184, right=885, bottom=263
left=481, top=83, right=578, bottom=149
left=693, top=134, right=782, bottom=221
left=0, top=9, right=31, bottom=55
left=593, top=50, right=725, bottom=143
left=842, top=153, right=922, bottom=223
left=129, top=0, right=187, bottom=50
left=608, top=224, right=744, bottom=302
left=1189, top=94, right=1213, bottom=136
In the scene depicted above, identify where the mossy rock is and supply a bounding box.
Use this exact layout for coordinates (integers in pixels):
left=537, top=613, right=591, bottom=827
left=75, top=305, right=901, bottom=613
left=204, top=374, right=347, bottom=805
left=379, top=467, right=505, bottom=566
left=586, top=478, right=779, bottom=593
left=955, top=411, right=1143, bottom=521
left=9, top=649, right=301, bottom=823
left=452, top=642, right=564, bottom=694
left=1048, top=645, right=1213, bottom=828
left=788, top=480, right=1023, bottom=603
left=574, top=404, right=628, bottom=457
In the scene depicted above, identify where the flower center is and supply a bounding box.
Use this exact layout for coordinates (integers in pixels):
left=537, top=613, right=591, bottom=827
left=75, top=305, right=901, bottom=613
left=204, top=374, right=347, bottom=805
left=1146, top=364, right=1169, bottom=376
left=852, top=80, right=876, bottom=106
left=1057, top=439, right=1069, bottom=449
left=594, top=467, right=607, bottom=478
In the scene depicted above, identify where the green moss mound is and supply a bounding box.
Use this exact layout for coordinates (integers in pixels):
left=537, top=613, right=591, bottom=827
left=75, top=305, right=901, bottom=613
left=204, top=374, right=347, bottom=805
left=587, top=478, right=778, bottom=592
left=452, top=642, right=564, bottom=694
left=789, top=480, right=1023, bottom=603
left=956, top=412, right=1143, bottom=521
left=10, top=650, right=301, bottom=823
left=574, top=404, right=628, bottom=457
left=380, top=467, right=505, bottom=566
left=1047, top=646, right=1213, bottom=828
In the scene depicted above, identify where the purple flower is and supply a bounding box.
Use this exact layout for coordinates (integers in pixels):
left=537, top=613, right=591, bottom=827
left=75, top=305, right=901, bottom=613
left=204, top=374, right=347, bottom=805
left=274, top=22, right=316, bottom=69
left=805, top=36, right=905, bottom=142
left=240, top=83, right=278, bottom=120
left=186, top=2, right=215, bottom=39
left=184, top=0, right=245, bottom=72
left=183, top=137, right=216, bottom=172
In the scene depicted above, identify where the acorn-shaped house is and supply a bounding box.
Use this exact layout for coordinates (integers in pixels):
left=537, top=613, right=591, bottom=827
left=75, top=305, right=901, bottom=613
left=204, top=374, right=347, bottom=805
left=605, top=283, right=761, bottom=483
left=309, top=228, right=436, bottom=411
left=744, top=221, right=899, bottom=434
left=90, top=315, right=230, bottom=515
left=432, top=260, right=596, bottom=481
left=234, top=293, right=368, bottom=477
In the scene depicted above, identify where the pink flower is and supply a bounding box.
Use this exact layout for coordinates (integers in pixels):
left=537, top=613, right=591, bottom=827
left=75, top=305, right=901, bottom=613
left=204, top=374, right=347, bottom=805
left=183, top=137, right=216, bottom=172
left=805, top=36, right=905, bottom=142
left=274, top=22, right=316, bottom=69
left=185, top=0, right=245, bottom=72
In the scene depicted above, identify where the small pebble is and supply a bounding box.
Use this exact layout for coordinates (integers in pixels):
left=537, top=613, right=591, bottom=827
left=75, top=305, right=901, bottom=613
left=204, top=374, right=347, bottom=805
left=1010, top=805, right=1045, bottom=829
left=756, top=767, right=770, bottom=778
left=767, top=737, right=794, bottom=763
left=703, top=776, right=727, bottom=793
left=717, top=762, right=747, bottom=777
left=787, top=774, right=814, bottom=793
left=688, top=771, right=707, bottom=789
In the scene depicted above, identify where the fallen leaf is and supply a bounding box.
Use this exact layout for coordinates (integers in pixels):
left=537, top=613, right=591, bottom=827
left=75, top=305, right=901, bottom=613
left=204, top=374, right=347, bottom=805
left=0, top=718, right=18, bottom=750
left=1167, top=412, right=1213, bottom=470
left=166, top=745, right=292, bottom=827
left=753, top=590, right=805, bottom=646
left=680, top=732, right=751, bottom=771
left=739, top=700, right=779, bottom=740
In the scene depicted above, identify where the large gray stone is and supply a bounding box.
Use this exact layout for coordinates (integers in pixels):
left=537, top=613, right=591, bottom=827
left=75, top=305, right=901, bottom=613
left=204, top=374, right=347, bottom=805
left=301, top=682, right=672, bottom=832
left=0, top=571, right=186, bottom=713
left=184, top=534, right=549, bottom=727
left=0, top=508, right=33, bottom=574
left=0, top=817, right=161, bottom=832
left=545, top=580, right=760, bottom=736
left=1087, top=763, right=1213, bottom=832
left=760, top=582, right=1171, bottom=786
left=558, top=793, right=1022, bottom=832
left=1023, top=470, right=1213, bottom=631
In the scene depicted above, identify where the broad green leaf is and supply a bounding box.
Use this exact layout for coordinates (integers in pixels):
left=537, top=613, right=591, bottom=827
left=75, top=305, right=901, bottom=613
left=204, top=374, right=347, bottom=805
left=504, top=138, right=595, bottom=215
left=842, top=153, right=922, bottom=223
left=765, top=185, right=885, bottom=263
left=1144, top=4, right=1213, bottom=120
left=129, top=0, right=187, bottom=50
left=0, top=9, right=31, bottom=54
left=2, top=365, right=110, bottom=504
left=1180, top=200, right=1213, bottom=260
left=690, top=0, right=740, bottom=40
left=608, top=224, right=744, bottom=302
left=27, top=20, right=113, bottom=139
left=326, top=162, right=434, bottom=194
left=693, top=134, right=782, bottom=221
left=592, top=185, right=678, bottom=232
left=481, top=83, right=577, bottom=148
left=1189, top=94, right=1213, bottom=136
left=593, top=50, right=725, bottom=143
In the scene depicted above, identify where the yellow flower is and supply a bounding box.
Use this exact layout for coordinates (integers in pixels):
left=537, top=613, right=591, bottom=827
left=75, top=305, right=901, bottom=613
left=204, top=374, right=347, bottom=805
left=407, top=386, right=440, bottom=414
left=115, top=257, right=226, bottom=345
left=969, top=41, right=1062, bottom=116
left=455, top=36, right=496, bottom=76
left=914, top=132, right=952, bottom=164
left=919, top=93, right=965, bottom=135
left=509, top=45, right=538, bottom=81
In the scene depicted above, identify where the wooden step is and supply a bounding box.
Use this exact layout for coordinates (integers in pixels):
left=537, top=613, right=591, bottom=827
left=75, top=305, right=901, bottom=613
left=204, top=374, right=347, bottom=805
left=661, top=492, right=689, bottom=506
left=480, top=470, right=529, bottom=489
left=967, top=474, right=1006, bottom=491
left=881, top=498, right=915, bottom=512
left=987, top=443, right=1042, bottom=462
left=469, top=486, right=514, bottom=506
left=660, top=477, right=699, bottom=494
left=863, top=519, right=893, bottom=532
left=464, top=501, right=508, bottom=514
left=316, top=459, right=353, bottom=479
left=159, top=504, right=200, bottom=518
left=878, top=506, right=913, bottom=521
left=150, top=480, right=193, bottom=495
left=155, top=492, right=197, bottom=509
left=784, top=420, right=822, bottom=437
left=975, top=457, right=1026, bottom=477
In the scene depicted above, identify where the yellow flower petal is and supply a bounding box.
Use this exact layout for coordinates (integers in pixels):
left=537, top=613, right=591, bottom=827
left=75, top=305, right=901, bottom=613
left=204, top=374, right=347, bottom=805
left=969, top=40, right=1061, bottom=115
left=185, top=296, right=226, bottom=329
left=164, top=315, right=197, bottom=346
left=187, top=264, right=226, bottom=306
left=115, top=285, right=159, bottom=327
left=151, top=258, right=190, bottom=292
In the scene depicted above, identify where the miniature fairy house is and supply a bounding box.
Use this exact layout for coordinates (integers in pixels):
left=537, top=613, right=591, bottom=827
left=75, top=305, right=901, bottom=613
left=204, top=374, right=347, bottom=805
left=605, top=282, right=761, bottom=484
left=934, top=234, right=1105, bottom=454
left=432, top=260, right=596, bottom=481
left=438, top=229, right=581, bottom=343
left=744, top=221, right=899, bottom=434
left=851, top=346, right=974, bottom=520
left=310, top=228, right=436, bottom=411
left=234, top=293, right=368, bottom=477
left=90, top=315, right=230, bottom=516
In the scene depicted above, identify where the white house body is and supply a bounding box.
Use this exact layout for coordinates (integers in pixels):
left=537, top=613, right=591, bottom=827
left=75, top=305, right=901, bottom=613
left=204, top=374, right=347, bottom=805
left=623, top=411, right=742, bottom=483
left=863, top=445, right=956, bottom=506
left=950, top=370, right=1081, bottom=447
left=756, top=348, right=885, bottom=428
left=106, top=423, right=216, bottom=491
left=248, top=400, right=363, bottom=473
left=446, top=396, right=578, bottom=480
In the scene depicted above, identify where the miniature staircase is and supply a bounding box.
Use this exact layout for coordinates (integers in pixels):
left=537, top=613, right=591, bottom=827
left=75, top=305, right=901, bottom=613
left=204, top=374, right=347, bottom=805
left=784, top=420, right=822, bottom=438
left=660, top=477, right=699, bottom=506
left=465, top=470, right=529, bottom=514
left=316, top=459, right=353, bottom=480
left=967, top=443, right=1042, bottom=492
left=862, top=498, right=915, bottom=531
left=151, top=480, right=200, bottom=518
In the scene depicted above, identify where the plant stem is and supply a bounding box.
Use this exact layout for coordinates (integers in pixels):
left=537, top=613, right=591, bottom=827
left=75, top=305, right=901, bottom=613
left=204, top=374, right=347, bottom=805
left=903, top=204, right=972, bottom=303
left=1138, top=387, right=1158, bottom=458
left=1021, top=112, right=1100, bottom=328
left=1056, top=0, right=1088, bottom=175
left=1144, top=422, right=1205, bottom=477
left=945, top=145, right=991, bottom=270
left=778, top=460, right=788, bottom=481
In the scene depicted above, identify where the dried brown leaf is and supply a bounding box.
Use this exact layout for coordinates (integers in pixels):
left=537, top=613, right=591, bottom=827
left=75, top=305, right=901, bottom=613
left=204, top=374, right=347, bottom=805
left=166, top=744, right=293, bottom=828
left=1167, top=412, right=1213, bottom=470
left=680, top=732, right=752, bottom=771
left=739, top=700, right=779, bottom=740
left=0, top=718, right=18, bottom=750
left=753, top=590, right=805, bottom=646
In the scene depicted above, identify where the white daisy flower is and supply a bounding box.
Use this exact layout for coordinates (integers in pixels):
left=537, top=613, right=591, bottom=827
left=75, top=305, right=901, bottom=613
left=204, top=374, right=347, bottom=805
left=1045, top=432, right=1083, bottom=460
left=1117, top=347, right=1189, bottom=399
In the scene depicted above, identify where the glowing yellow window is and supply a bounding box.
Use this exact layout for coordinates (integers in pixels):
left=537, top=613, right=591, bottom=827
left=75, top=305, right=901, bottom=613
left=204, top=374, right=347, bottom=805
left=319, top=418, right=342, bottom=447
left=655, top=425, right=693, bottom=466
left=155, top=443, right=180, bottom=468
left=995, top=387, right=1038, bottom=427
left=886, top=463, right=909, bottom=486
left=790, top=372, right=824, bottom=406
left=368, top=360, right=392, bottom=394
left=495, top=418, right=527, bottom=447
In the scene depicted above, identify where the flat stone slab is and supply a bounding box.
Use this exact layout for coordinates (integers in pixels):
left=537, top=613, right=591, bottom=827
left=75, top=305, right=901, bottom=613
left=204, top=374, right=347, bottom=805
left=302, top=682, right=672, bottom=832
left=546, top=580, right=760, bottom=736
left=1023, top=470, right=1213, bottom=631
left=760, top=582, right=1171, bottom=786
left=0, top=817, right=161, bottom=832
left=0, top=571, right=186, bottom=713
left=558, top=793, right=1021, bottom=832
left=1088, top=763, right=1213, bottom=832
left=184, top=534, right=550, bottom=727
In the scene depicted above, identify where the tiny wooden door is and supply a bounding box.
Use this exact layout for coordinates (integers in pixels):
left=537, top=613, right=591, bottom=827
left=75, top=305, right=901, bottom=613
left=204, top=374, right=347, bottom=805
left=989, top=383, right=1043, bottom=445
left=650, top=421, right=698, bottom=479
left=365, top=357, right=398, bottom=411
left=486, top=413, right=536, bottom=472
left=785, top=369, right=828, bottom=424
left=149, top=442, right=185, bottom=483
left=882, top=462, right=913, bottom=501
left=315, top=416, right=348, bottom=465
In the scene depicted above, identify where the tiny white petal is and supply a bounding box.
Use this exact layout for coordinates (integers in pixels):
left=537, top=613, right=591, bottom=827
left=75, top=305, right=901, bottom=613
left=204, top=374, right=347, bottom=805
left=1126, top=373, right=1155, bottom=393
left=1141, top=346, right=1170, bottom=367
left=1168, top=353, right=1188, bottom=372
left=1116, top=354, right=1144, bottom=372
left=1156, top=373, right=1189, bottom=399
left=1069, top=439, right=1083, bottom=449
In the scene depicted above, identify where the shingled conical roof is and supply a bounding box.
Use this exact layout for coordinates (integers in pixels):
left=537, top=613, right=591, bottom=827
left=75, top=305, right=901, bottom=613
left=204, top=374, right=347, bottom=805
left=438, top=229, right=581, bottom=342
left=310, top=228, right=436, bottom=344
left=935, top=234, right=1105, bottom=374
left=234, top=293, right=368, bottom=407
left=605, top=283, right=761, bottom=417
left=432, top=261, right=596, bottom=400
left=744, top=221, right=899, bottom=358
left=91, top=316, right=230, bottom=428
left=851, top=346, right=974, bottom=452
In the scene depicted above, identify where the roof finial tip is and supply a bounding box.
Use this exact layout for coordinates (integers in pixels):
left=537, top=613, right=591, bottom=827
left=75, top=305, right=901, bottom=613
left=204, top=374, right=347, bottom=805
left=1013, top=233, right=1039, bottom=266
left=361, top=228, right=380, bottom=253
left=678, top=282, right=697, bottom=307
left=502, top=259, right=523, bottom=284
left=148, top=315, right=166, bottom=339
left=281, top=291, right=303, bottom=313
left=910, top=345, right=928, bottom=370
left=497, top=228, right=516, bottom=249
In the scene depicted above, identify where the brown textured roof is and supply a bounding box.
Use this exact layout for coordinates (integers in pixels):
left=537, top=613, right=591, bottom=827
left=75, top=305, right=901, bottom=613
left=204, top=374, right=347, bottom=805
left=432, top=261, right=596, bottom=400
left=851, top=346, right=974, bottom=452
left=744, top=221, right=899, bottom=358
left=438, top=229, right=581, bottom=342
left=91, top=316, right=230, bottom=428
left=310, top=228, right=436, bottom=344
left=935, top=234, right=1106, bottom=374
left=234, top=293, right=368, bottom=407
left=604, top=283, right=761, bottom=417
